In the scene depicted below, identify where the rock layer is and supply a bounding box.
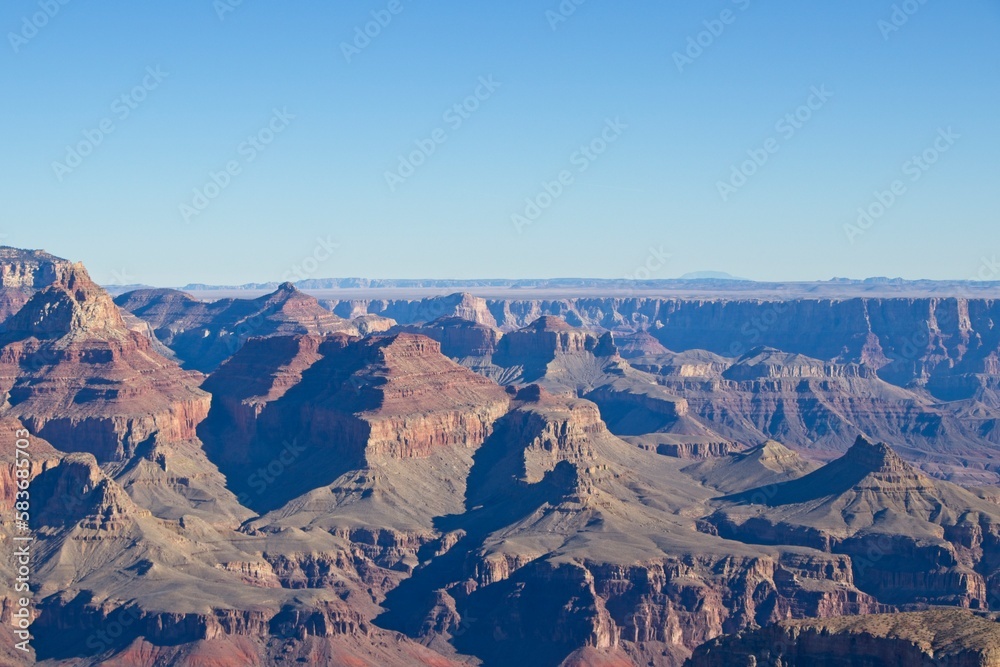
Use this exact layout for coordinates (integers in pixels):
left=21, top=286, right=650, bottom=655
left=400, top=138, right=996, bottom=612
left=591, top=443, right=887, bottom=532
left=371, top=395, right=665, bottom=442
left=0, top=263, right=210, bottom=462
left=687, top=609, right=1000, bottom=667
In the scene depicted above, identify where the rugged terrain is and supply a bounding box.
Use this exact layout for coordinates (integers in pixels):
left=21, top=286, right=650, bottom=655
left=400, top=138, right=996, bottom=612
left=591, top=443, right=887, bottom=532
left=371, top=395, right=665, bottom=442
left=687, top=608, right=1000, bottom=666
left=115, top=284, right=392, bottom=372
left=6, top=247, right=1000, bottom=665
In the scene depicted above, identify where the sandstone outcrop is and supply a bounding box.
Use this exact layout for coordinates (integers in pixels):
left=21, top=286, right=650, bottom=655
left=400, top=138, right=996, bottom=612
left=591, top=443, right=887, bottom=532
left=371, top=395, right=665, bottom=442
left=200, top=332, right=510, bottom=511
left=0, top=263, right=211, bottom=463
left=687, top=608, right=1000, bottom=666
left=390, top=316, right=503, bottom=359
left=0, top=246, right=75, bottom=323
left=374, top=387, right=885, bottom=666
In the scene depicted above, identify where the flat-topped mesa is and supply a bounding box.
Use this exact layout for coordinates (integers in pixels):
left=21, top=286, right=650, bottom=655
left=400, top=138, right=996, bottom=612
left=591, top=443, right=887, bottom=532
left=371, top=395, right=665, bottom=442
left=683, top=439, right=818, bottom=495
left=755, top=439, right=799, bottom=462
left=495, top=316, right=599, bottom=366
left=614, top=330, right=670, bottom=358
left=389, top=317, right=503, bottom=358
left=0, top=246, right=69, bottom=278
left=0, top=262, right=211, bottom=462
left=445, top=292, right=497, bottom=327
left=349, top=292, right=498, bottom=327
left=523, top=315, right=577, bottom=332
left=374, top=332, right=441, bottom=360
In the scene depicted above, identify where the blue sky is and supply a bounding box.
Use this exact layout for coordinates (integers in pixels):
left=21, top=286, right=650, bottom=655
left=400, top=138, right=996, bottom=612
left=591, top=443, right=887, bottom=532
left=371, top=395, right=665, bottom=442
left=1, top=0, right=997, bottom=285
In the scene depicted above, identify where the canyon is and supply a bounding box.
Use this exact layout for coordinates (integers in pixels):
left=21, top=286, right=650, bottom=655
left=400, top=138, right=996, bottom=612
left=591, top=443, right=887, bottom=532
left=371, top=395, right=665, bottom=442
left=6, top=248, right=1000, bottom=665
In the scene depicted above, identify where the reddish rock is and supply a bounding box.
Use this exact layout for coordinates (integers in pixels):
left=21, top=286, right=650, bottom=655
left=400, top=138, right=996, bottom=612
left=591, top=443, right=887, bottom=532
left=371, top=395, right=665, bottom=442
left=0, top=246, right=75, bottom=323
left=116, top=283, right=375, bottom=372
left=200, top=332, right=510, bottom=510
left=0, top=263, right=210, bottom=462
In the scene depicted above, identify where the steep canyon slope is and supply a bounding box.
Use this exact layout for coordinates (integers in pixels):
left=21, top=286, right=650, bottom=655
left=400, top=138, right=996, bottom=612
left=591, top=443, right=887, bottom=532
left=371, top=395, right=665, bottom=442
left=7, top=249, right=1000, bottom=665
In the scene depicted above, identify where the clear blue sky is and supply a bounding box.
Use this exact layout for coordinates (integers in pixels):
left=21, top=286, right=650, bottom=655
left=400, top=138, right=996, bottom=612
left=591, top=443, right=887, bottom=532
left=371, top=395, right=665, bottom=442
left=1, top=0, right=997, bottom=285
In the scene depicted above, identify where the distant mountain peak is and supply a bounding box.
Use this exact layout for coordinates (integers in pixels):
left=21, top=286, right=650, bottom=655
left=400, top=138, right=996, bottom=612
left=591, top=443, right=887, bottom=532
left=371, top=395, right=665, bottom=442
left=843, top=435, right=908, bottom=474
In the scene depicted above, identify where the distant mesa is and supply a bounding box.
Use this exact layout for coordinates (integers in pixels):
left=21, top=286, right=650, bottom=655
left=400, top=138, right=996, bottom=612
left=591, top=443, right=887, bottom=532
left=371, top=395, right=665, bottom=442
left=614, top=331, right=670, bottom=358
left=678, top=271, right=748, bottom=281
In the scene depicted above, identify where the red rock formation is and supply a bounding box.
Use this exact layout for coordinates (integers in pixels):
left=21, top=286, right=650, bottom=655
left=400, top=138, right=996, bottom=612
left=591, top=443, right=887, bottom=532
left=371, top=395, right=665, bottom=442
left=500, top=316, right=599, bottom=357
left=614, top=331, right=670, bottom=359
left=201, top=332, right=510, bottom=510
left=391, top=316, right=503, bottom=358
left=14, top=264, right=1000, bottom=666
left=0, top=263, right=210, bottom=462
left=116, top=283, right=377, bottom=371
left=0, top=416, right=60, bottom=509
left=0, top=246, right=74, bottom=322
